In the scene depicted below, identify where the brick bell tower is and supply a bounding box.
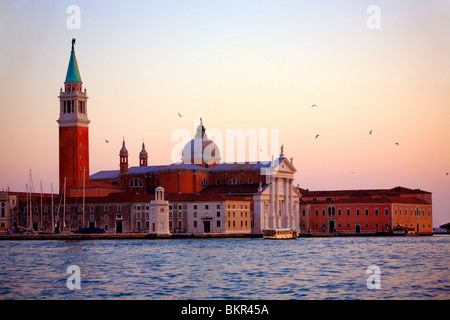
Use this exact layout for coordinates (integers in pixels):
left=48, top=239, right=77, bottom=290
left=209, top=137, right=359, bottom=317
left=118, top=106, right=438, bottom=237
left=57, top=39, right=90, bottom=195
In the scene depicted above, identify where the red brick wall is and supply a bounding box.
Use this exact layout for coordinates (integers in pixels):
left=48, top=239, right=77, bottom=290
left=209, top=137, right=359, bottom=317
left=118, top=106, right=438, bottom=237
left=59, top=126, right=89, bottom=194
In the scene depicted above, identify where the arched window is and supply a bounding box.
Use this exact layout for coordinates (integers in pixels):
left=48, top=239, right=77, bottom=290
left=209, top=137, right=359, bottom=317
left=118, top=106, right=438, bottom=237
left=201, top=178, right=208, bottom=186
left=129, top=177, right=143, bottom=188
left=228, top=178, right=239, bottom=185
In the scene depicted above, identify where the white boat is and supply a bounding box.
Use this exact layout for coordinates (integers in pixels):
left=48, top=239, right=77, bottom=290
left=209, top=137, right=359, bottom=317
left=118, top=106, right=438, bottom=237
left=263, top=228, right=298, bottom=239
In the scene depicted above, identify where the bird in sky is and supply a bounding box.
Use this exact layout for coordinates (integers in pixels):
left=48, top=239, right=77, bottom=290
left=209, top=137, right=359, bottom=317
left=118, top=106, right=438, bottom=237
left=311, top=104, right=317, bottom=108
left=315, top=134, right=319, bottom=139
left=369, top=130, right=372, bottom=134
left=178, top=112, right=183, bottom=117
left=395, top=142, right=399, bottom=146
left=446, top=172, right=449, bottom=176
left=105, top=139, right=109, bottom=143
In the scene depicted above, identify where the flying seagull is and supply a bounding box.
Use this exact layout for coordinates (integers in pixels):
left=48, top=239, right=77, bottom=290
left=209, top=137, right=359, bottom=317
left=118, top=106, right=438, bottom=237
left=178, top=112, right=183, bottom=117
left=395, top=142, right=399, bottom=146
left=315, top=134, right=319, bottom=139
left=369, top=130, right=372, bottom=134
left=311, top=104, right=317, bottom=108
left=446, top=172, right=449, bottom=176
left=105, top=139, right=109, bottom=143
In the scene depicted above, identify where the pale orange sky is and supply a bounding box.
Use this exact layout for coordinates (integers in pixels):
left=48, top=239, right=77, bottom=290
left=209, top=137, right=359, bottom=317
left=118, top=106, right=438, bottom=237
left=0, top=1, right=449, bottom=226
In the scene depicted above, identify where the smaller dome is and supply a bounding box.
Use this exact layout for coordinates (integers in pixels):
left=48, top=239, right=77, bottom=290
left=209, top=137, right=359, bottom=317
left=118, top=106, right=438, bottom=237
left=120, top=139, right=128, bottom=156
left=139, top=143, right=148, bottom=157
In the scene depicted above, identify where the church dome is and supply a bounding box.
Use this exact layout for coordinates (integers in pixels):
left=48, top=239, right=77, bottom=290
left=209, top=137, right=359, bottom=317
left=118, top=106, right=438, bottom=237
left=181, top=121, right=221, bottom=166
left=139, top=143, right=148, bottom=157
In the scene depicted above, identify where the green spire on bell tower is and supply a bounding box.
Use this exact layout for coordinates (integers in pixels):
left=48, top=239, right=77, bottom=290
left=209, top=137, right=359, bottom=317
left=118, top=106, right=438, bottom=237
left=65, top=38, right=82, bottom=83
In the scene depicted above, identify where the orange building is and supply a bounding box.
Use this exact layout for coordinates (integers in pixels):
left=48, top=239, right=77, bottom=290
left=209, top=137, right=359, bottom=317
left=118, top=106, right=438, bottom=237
left=298, top=187, right=432, bottom=235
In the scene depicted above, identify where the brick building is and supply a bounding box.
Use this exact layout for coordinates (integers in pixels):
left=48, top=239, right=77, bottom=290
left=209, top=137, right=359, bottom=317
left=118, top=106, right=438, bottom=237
left=298, top=187, right=433, bottom=235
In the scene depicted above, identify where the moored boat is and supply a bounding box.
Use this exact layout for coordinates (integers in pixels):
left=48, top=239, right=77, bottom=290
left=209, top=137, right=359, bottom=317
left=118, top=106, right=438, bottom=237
left=263, top=228, right=298, bottom=239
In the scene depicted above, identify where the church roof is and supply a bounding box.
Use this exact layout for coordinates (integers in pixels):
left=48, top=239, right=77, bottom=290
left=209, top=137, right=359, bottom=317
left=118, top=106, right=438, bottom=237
left=89, top=158, right=290, bottom=180
left=65, top=46, right=82, bottom=83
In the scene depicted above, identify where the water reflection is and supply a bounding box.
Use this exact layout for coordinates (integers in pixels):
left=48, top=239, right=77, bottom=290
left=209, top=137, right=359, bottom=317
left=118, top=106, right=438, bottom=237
left=0, top=236, right=449, bottom=299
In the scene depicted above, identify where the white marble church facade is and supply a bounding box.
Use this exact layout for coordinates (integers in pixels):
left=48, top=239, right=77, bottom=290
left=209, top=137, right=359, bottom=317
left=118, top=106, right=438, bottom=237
left=253, top=157, right=301, bottom=234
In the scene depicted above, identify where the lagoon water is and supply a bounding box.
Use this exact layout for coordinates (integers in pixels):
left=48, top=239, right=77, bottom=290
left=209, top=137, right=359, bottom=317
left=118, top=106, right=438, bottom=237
left=0, top=236, right=449, bottom=300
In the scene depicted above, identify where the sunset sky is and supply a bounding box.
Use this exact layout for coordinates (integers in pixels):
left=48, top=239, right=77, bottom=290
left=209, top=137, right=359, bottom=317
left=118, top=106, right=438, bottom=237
left=0, top=1, right=449, bottom=226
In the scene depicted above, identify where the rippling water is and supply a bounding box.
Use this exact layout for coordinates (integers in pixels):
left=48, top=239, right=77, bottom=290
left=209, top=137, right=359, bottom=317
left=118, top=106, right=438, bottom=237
left=0, top=236, right=449, bottom=300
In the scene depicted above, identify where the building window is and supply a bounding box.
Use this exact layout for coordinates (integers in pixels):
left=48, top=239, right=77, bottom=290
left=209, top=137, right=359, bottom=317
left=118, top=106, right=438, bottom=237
left=385, top=208, right=389, bottom=216
left=356, top=209, right=360, bottom=216
left=248, top=178, right=253, bottom=184
left=217, top=212, right=220, bottom=217
left=194, top=221, right=197, bottom=228
left=347, top=208, right=350, bottom=216
left=315, top=209, right=318, bottom=216
left=117, top=205, right=122, bottom=211
left=338, top=209, right=341, bottom=216
left=228, top=178, right=239, bottom=185
left=365, top=209, right=369, bottom=216
left=129, top=177, right=143, bottom=188
left=216, top=179, right=221, bottom=184
left=322, top=209, right=325, bottom=216
left=374, top=208, right=378, bottom=216
left=217, top=221, right=221, bottom=228
left=104, top=214, right=108, bottom=220
left=205, top=205, right=209, bottom=209
left=178, top=220, right=183, bottom=228
left=201, top=178, right=208, bottom=186
left=217, top=204, right=220, bottom=209
left=194, top=205, right=197, bottom=209
left=104, top=206, right=108, bottom=212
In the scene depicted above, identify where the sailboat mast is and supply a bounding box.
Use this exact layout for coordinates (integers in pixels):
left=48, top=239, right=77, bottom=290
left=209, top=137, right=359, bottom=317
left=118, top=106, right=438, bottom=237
left=63, top=177, right=66, bottom=232
left=29, top=170, right=32, bottom=231
left=82, top=167, right=85, bottom=229
left=26, top=183, right=29, bottom=231
left=51, top=183, right=54, bottom=233
left=40, top=181, right=43, bottom=231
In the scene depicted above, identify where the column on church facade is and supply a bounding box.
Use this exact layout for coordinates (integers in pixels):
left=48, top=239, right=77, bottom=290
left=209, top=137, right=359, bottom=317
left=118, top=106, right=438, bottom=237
left=283, top=177, right=289, bottom=228
left=275, top=177, right=279, bottom=229
left=269, top=175, right=275, bottom=229
left=289, top=178, right=294, bottom=229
